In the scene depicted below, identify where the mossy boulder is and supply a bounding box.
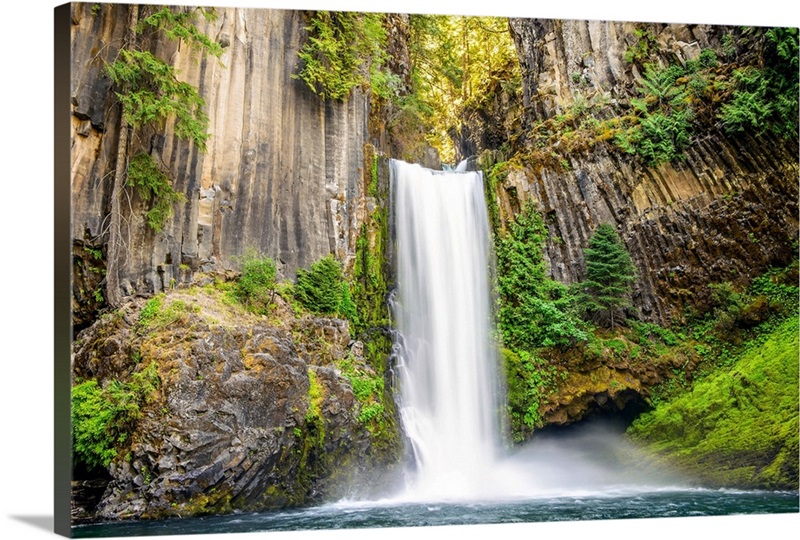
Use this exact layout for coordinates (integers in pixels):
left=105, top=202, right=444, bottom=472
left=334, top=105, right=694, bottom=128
left=71, top=283, right=403, bottom=522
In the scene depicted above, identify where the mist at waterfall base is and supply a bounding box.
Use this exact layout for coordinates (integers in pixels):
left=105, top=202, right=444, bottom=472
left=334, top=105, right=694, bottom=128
left=72, top=161, right=799, bottom=538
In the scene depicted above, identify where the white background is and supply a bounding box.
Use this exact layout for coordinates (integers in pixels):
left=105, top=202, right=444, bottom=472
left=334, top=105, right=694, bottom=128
left=1, top=0, right=798, bottom=539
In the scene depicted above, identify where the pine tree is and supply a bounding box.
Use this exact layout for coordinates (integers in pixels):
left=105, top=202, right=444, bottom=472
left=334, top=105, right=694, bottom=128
left=581, top=224, right=637, bottom=328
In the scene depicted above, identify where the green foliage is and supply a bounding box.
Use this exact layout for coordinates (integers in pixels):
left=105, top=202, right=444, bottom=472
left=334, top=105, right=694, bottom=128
left=72, top=362, right=161, bottom=471
left=578, top=224, right=636, bottom=328
left=306, top=369, right=323, bottom=418
left=623, top=28, right=658, bottom=65
left=337, top=355, right=386, bottom=427
left=630, top=321, right=679, bottom=348
left=295, top=255, right=355, bottom=320
left=137, top=7, right=223, bottom=58
left=495, top=202, right=587, bottom=350
left=627, top=316, right=799, bottom=489
left=138, top=295, right=163, bottom=328
left=720, top=28, right=798, bottom=138
left=352, top=210, right=390, bottom=336
left=719, top=28, right=798, bottom=137
left=126, top=153, right=187, bottom=232
left=698, top=48, right=719, bottom=68
left=295, top=11, right=399, bottom=101
left=614, top=63, right=694, bottom=165
left=357, top=402, right=385, bottom=424
left=106, top=5, right=221, bottom=234
left=236, top=250, right=277, bottom=314
left=137, top=294, right=197, bottom=332
left=482, top=160, right=505, bottom=235
left=107, top=49, right=211, bottom=150
left=721, top=33, right=737, bottom=60
left=616, top=109, right=692, bottom=165
left=407, top=15, right=520, bottom=162
left=338, top=281, right=358, bottom=324
left=503, top=348, right=562, bottom=442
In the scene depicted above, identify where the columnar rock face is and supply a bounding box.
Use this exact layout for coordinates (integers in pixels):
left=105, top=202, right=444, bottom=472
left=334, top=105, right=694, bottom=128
left=510, top=20, right=724, bottom=122
left=71, top=4, right=372, bottom=300
left=504, top=19, right=799, bottom=323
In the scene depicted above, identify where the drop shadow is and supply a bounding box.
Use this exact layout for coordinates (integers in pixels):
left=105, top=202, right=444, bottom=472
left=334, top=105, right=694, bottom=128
left=9, top=515, right=53, bottom=533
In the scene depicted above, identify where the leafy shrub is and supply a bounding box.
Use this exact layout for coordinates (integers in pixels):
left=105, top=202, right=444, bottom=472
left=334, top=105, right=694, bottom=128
left=720, top=28, right=799, bottom=138
left=698, top=48, right=719, bottom=68
left=614, top=64, right=693, bottom=165
left=495, top=202, right=587, bottom=350
left=236, top=250, right=277, bottom=314
left=630, top=321, right=679, bottom=347
left=623, top=28, right=657, bottom=65
left=295, top=255, right=355, bottom=319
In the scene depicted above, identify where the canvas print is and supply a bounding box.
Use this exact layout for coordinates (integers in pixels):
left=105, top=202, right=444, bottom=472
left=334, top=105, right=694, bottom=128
left=58, top=1, right=799, bottom=537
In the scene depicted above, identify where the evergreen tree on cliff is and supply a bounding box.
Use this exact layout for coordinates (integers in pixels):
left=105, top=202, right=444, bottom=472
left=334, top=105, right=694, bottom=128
left=581, top=224, right=636, bottom=328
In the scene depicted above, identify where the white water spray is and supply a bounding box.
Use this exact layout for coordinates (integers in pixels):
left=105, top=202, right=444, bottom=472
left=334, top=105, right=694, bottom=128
left=391, top=159, right=503, bottom=500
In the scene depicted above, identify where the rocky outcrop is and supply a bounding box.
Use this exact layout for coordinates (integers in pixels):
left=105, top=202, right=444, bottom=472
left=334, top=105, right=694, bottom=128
left=501, top=19, right=798, bottom=323
left=71, top=286, right=402, bottom=521
left=536, top=338, right=695, bottom=427
left=70, top=4, right=374, bottom=302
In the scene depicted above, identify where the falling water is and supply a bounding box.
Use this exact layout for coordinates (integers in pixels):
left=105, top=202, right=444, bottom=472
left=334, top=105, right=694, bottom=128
left=391, top=159, right=503, bottom=500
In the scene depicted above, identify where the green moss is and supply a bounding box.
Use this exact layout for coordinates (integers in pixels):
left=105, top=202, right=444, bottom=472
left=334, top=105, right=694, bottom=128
left=503, top=348, right=563, bottom=442
left=482, top=160, right=504, bottom=236
left=628, top=316, right=799, bottom=489
left=176, top=490, right=233, bottom=517
left=306, top=368, right=324, bottom=426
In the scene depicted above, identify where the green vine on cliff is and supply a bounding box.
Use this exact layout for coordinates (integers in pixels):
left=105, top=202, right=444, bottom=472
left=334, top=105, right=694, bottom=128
left=294, top=11, right=400, bottom=102
left=126, top=153, right=187, bottom=232
left=105, top=4, right=222, bottom=243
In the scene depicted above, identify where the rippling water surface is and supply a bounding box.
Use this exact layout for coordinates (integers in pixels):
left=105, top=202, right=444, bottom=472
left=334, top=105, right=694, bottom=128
left=73, top=488, right=799, bottom=538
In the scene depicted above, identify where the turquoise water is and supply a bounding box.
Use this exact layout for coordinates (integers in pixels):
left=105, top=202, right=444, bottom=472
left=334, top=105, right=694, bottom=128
left=73, top=488, right=798, bottom=537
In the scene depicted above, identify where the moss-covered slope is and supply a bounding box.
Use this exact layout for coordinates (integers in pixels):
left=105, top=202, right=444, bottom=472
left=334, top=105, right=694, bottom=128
left=627, top=316, right=799, bottom=490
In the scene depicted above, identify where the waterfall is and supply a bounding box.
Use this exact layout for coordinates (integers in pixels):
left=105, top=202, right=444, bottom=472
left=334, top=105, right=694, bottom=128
left=391, top=159, right=504, bottom=500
